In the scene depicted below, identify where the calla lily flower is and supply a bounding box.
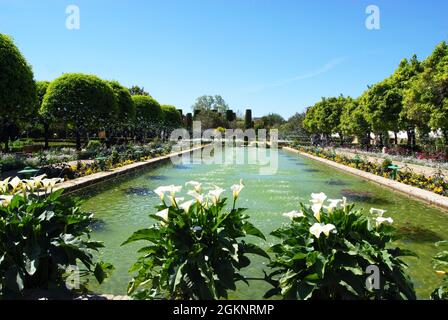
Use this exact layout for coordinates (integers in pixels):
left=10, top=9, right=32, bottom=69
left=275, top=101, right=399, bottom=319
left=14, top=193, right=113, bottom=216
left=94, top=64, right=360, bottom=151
left=310, top=192, right=327, bottom=204
left=188, top=190, right=205, bottom=204
left=154, top=185, right=182, bottom=201
left=370, top=208, right=386, bottom=217
left=23, top=179, right=37, bottom=192
left=311, top=203, right=323, bottom=222
left=155, top=208, right=169, bottom=224
left=0, top=177, right=10, bottom=194
left=179, top=200, right=195, bottom=213
left=0, top=195, right=14, bottom=207
left=185, top=181, right=202, bottom=193
left=9, top=177, right=23, bottom=191
left=31, top=174, right=47, bottom=188
left=231, top=180, right=244, bottom=200
left=283, top=210, right=304, bottom=219
left=208, top=187, right=225, bottom=204
left=41, top=178, right=63, bottom=193
left=325, top=199, right=342, bottom=213
left=375, top=216, right=393, bottom=227
left=310, top=223, right=336, bottom=239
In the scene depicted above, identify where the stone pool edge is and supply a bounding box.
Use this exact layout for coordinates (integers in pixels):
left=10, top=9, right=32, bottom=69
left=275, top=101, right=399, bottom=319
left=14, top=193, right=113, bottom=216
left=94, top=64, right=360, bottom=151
left=283, top=146, right=448, bottom=212
left=54, top=145, right=206, bottom=195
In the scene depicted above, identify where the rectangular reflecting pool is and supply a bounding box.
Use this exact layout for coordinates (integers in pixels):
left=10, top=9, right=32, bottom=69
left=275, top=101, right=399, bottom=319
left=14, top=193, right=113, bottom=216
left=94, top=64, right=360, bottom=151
left=77, top=147, right=448, bottom=299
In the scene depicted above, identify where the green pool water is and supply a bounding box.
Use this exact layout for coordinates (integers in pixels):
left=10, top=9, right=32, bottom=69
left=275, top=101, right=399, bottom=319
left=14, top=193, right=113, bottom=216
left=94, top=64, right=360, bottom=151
left=78, top=147, right=448, bottom=299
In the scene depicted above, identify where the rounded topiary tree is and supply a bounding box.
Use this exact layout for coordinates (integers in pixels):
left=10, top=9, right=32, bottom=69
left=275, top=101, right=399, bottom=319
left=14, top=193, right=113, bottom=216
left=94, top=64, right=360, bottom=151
left=108, top=81, right=135, bottom=130
left=41, top=73, right=118, bottom=150
left=132, top=95, right=163, bottom=140
left=161, top=105, right=182, bottom=139
left=0, top=34, right=37, bottom=151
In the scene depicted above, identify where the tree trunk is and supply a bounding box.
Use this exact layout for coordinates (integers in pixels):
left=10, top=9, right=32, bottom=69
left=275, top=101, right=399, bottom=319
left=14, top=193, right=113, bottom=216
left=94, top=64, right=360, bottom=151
left=394, top=132, right=398, bottom=145
left=44, top=123, right=50, bottom=150
left=4, top=139, right=9, bottom=153
left=339, top=133, right=344, bottom=146
left=411, top=130, right=417, bottom=150
left=76, top=131, right=81, bottom=151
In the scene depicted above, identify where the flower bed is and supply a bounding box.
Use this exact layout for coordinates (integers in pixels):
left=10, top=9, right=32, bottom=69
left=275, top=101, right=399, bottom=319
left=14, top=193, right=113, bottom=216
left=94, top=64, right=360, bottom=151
left=1, top=141, right=175, bottom=181
left=292, top=145, right=448, bottom=196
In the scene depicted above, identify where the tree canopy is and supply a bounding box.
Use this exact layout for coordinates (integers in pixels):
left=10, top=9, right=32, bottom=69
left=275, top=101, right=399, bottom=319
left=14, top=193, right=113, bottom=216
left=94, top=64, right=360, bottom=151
left=192, top=95, right=229, bottom=113
left=41, top=73, right=118, bottom=130
left=132, top=95, right=163, bottom=132
left=108, top=80, right=136, bottom=125
left=0, top=33, right=37, bottom=119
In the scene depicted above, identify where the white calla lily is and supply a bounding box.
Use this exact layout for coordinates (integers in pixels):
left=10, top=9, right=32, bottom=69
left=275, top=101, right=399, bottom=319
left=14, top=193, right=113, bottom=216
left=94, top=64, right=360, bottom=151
left=188, top=190, right=205, bottom=204
left=324, top=199, right=342, bottom=213
left=155, top=208, right=169, bottom=224
left=311, top=203, right=323, bottom=222
left=154, top=185, right=182, bottom=201
left=230, top=180, right=244, bottom=200
left=208, top=187, right=225, bottom=204
left=0, top=195, right=14, bottom=207
left=179, top=200, right=195, bottom=213
left=0, top=177, right=10, bottom=194
left=310, top=223, right=336, bottom=239
left=9, top=177, right=23, bottom=191
left=375, top=216, right=393, bottom=227
left=310, top=192, right=327, bottom=204
left=31, top=174, right=47, bottom=188
left=370, top=208, right=386, bottom=217
left=283, top=210, right=304, bottom=219
left=185, top=181, right=202, bottom=193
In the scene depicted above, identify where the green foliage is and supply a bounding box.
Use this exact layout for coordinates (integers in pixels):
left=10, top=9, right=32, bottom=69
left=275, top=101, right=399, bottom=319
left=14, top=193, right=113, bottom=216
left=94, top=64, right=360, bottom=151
left=0, top=33, right=37, bottom=119
left=123, top=182, right=268, bottom=300
left=108, top=81, right=136, bottom=125
left=132, top=95, right=163, bottom=133
left=254, top=113, right=285, bottom=130
left=192, top=95, right=229, bottom=113
left=340, top=98, right=370, bottom=144
left=405, top=42, right=448, bottom=139
left=381, top=158, right=393, bottom=172
left=86, top=140, right=102, bottom=152
left=36, top=81, right=50, bottom=106
left=40, top=73, right=118, bottom=130
left=431, top=241, right=448, bottom=300
left=265, top=194, right=416, bottom=300
left=303, top=96, right=348, bottom=138
left=161, top=105, right=182, bottom=130
left=0, top=189, right=113, bottom=297
left=129, top=85, right=150, bottom=96
left=245, top=109, right=253, bottom=129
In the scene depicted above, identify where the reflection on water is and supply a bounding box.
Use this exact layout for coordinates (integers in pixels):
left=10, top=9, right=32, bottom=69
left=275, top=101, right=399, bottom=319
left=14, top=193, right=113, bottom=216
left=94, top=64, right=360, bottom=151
left=79, top=147, right=448, bottom=299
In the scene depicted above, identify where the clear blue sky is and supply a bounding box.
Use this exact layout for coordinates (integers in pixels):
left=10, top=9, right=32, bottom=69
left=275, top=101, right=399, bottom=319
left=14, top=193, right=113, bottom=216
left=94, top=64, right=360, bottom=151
left=1, top=0, right=447, bottom=118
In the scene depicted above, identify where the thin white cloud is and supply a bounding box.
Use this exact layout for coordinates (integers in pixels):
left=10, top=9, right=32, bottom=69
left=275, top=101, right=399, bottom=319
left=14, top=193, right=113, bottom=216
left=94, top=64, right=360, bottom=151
left=246, top=57, right=345, bottom=93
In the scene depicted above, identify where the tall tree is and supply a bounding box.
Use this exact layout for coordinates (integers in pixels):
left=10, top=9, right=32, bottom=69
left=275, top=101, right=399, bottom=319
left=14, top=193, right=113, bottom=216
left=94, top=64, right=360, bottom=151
left=161, top=105, right=182, bottom=139
left=405, top=42, right=448, bottom=143
left=0, top=34, right=37, bottom=151
left=108, top=81, right=136, bottom=140
left=41, top=73, right=118, bottom=150
left=132, top=95, right=163, bottom=140
left=394, top=55, right=424, bottom=148
left=192, top=95, right=229, bottom=113
left=340, top=98, right=371, bottom=147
